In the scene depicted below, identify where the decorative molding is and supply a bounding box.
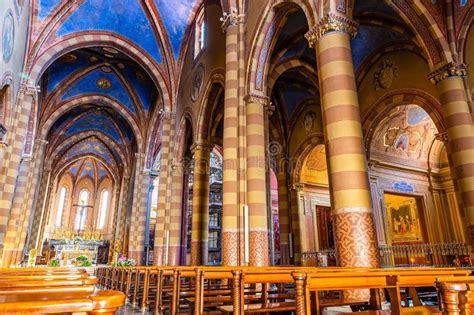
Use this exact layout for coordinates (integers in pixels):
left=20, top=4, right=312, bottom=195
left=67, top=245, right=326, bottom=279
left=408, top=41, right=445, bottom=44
left=18, top=80, right=39, bottom=98
left=245, top=94, right=274, bottom=116
left=428, top=62, right=467, bottom=85
left=220, top=7, right=244, bottom=31
left=305, top=13, right=358, bottom=48
left=292, top=183, right=305, bottom=192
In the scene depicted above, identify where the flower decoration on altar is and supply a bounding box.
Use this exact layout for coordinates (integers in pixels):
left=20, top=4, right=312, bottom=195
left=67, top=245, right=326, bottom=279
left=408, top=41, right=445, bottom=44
left=112, top=255, right=136, bottom=267
left=73, top=255, right=92, bottom=267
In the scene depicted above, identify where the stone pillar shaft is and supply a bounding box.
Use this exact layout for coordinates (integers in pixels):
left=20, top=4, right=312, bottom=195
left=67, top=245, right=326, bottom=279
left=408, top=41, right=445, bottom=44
left=276, top=158, right=291, bottom=265
left=168, top=162, right=183, bottom=266
left=128, top=154, right=149, bottom=265
left=221, top=10, right=244, bottom=266
left=428, top=63, right=474, bottom=242
left=245, top=95, right=269, bottom=266
left=0, top=84, right=36, bottom=251
left=153, top=112, right=177, bottom=265
left=307, top=14, right=379, bottom=268
left=190, top=143, right=211, bottom=265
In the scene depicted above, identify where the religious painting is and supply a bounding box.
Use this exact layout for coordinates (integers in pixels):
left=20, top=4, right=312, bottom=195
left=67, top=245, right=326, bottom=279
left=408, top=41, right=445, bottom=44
left=384, top=193, right=424, bottom=244
left=2, top=9, right=14, bottom=63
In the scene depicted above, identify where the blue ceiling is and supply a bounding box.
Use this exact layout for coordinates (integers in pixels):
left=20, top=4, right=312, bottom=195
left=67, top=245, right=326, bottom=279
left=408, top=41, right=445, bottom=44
left=37, top=0, right=199, bottom=61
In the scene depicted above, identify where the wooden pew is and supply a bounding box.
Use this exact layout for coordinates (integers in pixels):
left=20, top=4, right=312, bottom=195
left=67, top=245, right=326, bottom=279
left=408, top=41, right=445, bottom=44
left=0, top=267, right=125, bottom=314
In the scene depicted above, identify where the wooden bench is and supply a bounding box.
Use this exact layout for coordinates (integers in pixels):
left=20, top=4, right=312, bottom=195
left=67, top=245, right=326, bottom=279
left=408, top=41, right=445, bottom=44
left=0, top=267, right=125, bottom=314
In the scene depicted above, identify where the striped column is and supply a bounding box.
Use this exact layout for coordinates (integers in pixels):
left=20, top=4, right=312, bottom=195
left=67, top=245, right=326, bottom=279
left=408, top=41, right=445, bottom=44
left=153, top=112, right=174, bottom=265
left=116, top=174, right=130, bottom=255
left=0, top=83, right=36, bottom=251
left=28, top=167, right=52, bottom=251
left=245, top=94, right=269, bottom=266
left=428, top=63, right=474, bottom=242
left=306, top=13, right=379, bottom=269
left=2, top=138, right=48, bottom=266
left=290, top=184, right=304, bottom=265
left=221, top=8, right=245, bottom=266
left=190, top=142, right=211, bottom=265
left=128, top=154, right=149, bottom=265
left=1, top=157, right=31, bottom=266
left=168, top=161, right=184, bottom=266
left=276, top=154, right=291, bottom=265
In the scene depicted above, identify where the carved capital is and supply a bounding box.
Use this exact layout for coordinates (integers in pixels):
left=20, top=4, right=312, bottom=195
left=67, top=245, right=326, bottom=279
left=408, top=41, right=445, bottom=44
left=305, top=13, right=358, bottom=48
left=244, top=94, right=274, bottom=115
left=428, top=62, right=467, bottom=85
left=0, top=123, right=6, bottom=142
left=19, top=80, right=39, bottom=98
left=292, top=183, right=305, bottom=192
left=435, top=132, right=448, bottom=143
left=220, top=7, right=244, bottom=31
left=160, top=109, right=175, bottom=121
left=190, top=140, right=211, bottom=154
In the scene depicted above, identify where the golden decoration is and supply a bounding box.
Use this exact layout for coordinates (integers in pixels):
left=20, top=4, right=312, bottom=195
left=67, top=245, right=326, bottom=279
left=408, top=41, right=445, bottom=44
left=28, top=248, right=37, bottom=267
left=96, top=78, right=112, bottom=89
left=305, top=13, right=358, bottom=48
left=428, top=62, right=467, bottom=85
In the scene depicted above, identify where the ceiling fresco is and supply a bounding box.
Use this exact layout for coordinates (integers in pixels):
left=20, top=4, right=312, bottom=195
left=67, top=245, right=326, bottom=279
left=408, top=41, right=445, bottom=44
left=370, top=105, right=438, bottom=164
left=35, top=0, right=199, bottom=61
left=60, top=157, right=112, bottom=188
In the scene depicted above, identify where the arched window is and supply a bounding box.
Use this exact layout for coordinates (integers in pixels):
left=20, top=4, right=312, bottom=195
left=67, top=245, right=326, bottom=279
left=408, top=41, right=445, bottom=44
left=97, top=189, right=109, bottom=230
left=194, top=8, right=205, bottom=58
left=56, top=186, right=67, bottom=227
left=74, top=189, right=89, bottom=230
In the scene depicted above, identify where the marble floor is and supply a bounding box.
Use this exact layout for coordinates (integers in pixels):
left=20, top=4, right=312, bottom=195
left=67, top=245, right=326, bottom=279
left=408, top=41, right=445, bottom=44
left=116, top=303, right=151, bottom=315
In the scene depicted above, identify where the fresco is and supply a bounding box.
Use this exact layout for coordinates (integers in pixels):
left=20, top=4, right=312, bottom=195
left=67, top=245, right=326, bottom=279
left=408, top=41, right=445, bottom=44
left=371, top=105, right=437, bottom=162
left=384, top=193, right=424, bottom=244
left=56, top=0, right=162, bottom=63
left=61, top=69, right=136, bottom=114
left=300, top=144, right=328, bottom=186
left=154, top=0, right=196, bottom=58
left=2, top=9, right=14, bottom=63
left=64, top=112, right=124, bottom=144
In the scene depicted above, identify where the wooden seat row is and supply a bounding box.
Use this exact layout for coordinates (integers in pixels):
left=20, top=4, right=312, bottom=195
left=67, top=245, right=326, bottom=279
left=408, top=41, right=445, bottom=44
left=0, top=267, right=125, bottom=314
left=96, top=265, right=472, bottom=314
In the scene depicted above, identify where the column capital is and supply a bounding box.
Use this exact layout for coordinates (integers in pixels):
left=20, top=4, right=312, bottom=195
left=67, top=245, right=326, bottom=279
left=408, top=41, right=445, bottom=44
left=292, top=183, right=305, bottom=192
left=220, top=7, right=244, bottom=31
left=435, top=132, right=448, bottom=143
left=35, top=138, right=48, bottom=146
left=305, top=13, right=358, bottom=48
left=160, top=109, right=175, bottom=120
left=428, top=62, right=467, bottom=85
left=190, top=140, right=211, bottom=154
left=244, top=94, right=275, bottom=115
left=18, top=80, right=39, bottom=98
left=0, top=123, right=6, bottom=142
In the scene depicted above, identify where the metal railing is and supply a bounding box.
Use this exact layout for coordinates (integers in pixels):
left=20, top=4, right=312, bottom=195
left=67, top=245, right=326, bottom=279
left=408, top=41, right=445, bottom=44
left=302, top=242, right=471, bottom=267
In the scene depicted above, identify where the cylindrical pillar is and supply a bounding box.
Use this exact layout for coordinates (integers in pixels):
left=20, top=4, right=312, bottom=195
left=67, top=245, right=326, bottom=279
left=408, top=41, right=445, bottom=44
left=221, top=8, right=245, bottom=266
left=190, top=142, right=211, bottom=265
left=428, top=63, right=474, bottom=242
left=276, top=155, right=291, bottom=265
left=0, top=83, right=36, bottom=251
left=168, top=161, right=184, bottom=266
left=245, top=94, right=270, bottom=266
left=306, top=13, right=379, bottom=269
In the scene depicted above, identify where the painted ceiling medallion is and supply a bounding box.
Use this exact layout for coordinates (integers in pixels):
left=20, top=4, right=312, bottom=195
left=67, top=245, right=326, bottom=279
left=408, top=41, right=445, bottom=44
left=63, top=53, right=77, bottom=63
left=374, top=59, right=398, bottom=90
left=117, top=63, right=125, bottom=70
left=135, top=71, right=146, bottom=82
left=104, top=53, right=115, bottom=59
left=89, top=56, right=99, bottom=63
left=2, top=9, right=15, bottom=63
left=192, top=63, right=205, bottom=102
left=101, top=66, right=112, bottom=73
left=103, top=47, right=119, bottom=54
left=303, top=111, right=316, bottom=132
left=96, top=78, right=112, bottom=89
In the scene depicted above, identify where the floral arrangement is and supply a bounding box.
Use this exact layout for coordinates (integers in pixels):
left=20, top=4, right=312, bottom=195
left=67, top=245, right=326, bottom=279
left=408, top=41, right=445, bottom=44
left=112, top=255, right=136, bottom=267
left=73, top=255, right=92, bottom=267
left=48, top=258, right=60, bottom=267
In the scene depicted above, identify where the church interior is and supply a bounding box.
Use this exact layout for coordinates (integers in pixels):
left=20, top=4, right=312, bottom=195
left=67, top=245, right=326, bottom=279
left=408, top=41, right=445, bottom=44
left=0, top=0, right=473, bottom=314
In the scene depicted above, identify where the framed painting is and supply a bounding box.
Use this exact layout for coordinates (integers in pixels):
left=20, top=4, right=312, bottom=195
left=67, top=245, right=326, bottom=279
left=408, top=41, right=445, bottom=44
left=384, top=193, right=424, bottom=243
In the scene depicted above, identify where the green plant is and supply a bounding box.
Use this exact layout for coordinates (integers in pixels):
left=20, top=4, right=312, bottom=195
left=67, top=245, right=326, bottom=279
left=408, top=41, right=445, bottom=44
left=112, top=255, right=136, bottom=267
left=74, top=255, right=92, bottom=266
left=49, top=259, right=60, bottom=267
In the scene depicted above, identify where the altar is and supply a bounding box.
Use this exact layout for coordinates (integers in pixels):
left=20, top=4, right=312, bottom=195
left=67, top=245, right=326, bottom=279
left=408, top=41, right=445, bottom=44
left=48, top=228, right=109, bottom=265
